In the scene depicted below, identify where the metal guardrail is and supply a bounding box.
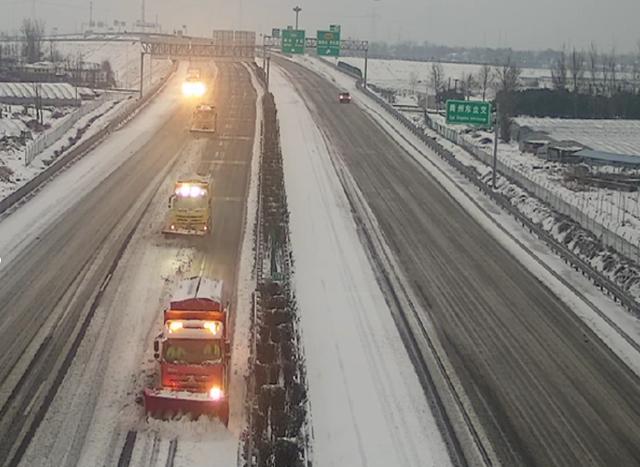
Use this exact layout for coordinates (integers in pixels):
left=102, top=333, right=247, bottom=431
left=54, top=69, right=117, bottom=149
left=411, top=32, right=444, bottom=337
left=0, top=63, right=177, bottom=217
left=429, top=120, right=640, bottom=264
left=351, top=76, right=640, bottom=316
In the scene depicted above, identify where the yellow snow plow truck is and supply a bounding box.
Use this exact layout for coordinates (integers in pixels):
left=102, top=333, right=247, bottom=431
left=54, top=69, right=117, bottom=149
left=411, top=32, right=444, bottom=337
left=191, top=104, right=217, bottom=133
left=163, top=178, right=211, bottom=236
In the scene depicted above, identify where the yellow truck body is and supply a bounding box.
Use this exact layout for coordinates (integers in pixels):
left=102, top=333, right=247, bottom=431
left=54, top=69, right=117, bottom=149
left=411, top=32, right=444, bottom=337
left=163, top=178, right=211, bottom=236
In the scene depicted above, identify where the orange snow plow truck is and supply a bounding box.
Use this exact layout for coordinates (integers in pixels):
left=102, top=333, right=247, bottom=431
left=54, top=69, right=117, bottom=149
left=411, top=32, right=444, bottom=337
left=144, top=276, right=231, bottom=425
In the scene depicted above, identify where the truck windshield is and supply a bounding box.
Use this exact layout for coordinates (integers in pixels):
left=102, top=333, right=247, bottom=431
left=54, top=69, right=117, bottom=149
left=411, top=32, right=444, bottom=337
left=163, top=339, right=222, bottom=365
left=196, top=111, right=215, bottom=119
left=174, top=196, right=208, bottom=210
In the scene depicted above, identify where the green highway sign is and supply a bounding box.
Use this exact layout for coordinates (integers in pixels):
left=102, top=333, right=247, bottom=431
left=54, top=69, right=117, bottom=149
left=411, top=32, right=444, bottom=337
left=282, top=29, right=305, bottom=54
left=317, top=30, right=340, bottom=57
left=446, top=99, right=492, bottom=126
left=329, top=24, right=341, bottom=33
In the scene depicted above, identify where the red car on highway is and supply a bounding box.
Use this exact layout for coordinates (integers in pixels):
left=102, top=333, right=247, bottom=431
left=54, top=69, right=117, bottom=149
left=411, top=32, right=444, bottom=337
left=338, top=92, right=352, bottom=103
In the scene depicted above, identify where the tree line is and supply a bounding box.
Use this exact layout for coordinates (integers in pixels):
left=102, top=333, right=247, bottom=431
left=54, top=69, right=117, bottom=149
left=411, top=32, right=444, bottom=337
left=550, top=43, right=640, bottom=96
left=422, top=41, right=640, bottom=141
left=426, top=59, right=520, bottom=141
left=0, top=19, right=116, bottom=88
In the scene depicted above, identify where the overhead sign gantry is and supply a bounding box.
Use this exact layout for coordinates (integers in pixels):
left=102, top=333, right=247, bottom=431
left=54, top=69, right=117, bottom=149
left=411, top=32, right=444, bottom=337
left=261, top=32, right=370, bottom=87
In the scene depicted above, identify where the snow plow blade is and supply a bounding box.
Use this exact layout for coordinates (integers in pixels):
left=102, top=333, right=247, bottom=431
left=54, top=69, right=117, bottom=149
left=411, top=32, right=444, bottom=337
left=190, top=127, right=216, bottom=134
left=162, top=226, right=208, bottom=236
left=144, top=388, right=229, bottom=425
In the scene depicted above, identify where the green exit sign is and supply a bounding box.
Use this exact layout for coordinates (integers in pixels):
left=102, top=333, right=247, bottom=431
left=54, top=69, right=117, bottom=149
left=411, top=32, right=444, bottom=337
left=282, top=29, right=305, bottom=54
left=446, top=99, right=492, bottom=126
left=317, top=30, right=340, bottom=57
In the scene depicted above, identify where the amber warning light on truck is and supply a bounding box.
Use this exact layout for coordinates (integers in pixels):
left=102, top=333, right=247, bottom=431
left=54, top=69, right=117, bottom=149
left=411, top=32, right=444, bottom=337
left=182, top=80, right=206, bottom=98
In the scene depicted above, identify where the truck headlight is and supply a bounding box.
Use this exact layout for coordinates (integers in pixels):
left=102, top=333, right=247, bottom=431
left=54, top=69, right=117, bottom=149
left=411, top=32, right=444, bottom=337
left=209, top=387, right=223, bottom=401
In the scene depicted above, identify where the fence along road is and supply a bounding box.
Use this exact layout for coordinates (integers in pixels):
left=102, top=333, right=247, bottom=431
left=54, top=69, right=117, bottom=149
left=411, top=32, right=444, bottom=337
left=0, top=65, right=176, bottom=217
left=428, top=119, right=640, bottom=267
left=24, top=95, right=109, bottom=165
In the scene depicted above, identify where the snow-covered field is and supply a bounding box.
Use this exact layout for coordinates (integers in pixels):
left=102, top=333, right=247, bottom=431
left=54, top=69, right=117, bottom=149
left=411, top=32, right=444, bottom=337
left=0, top=96, right=133, bottom=200
left=0, top=41, right=176, bottom=205
left=341, top=57, right=551, bottom=94
left=0, top=103, right=73, bottom=139
left=271, top=65, right=452, bottom=466
left=56, top=40, right=172, bottom=89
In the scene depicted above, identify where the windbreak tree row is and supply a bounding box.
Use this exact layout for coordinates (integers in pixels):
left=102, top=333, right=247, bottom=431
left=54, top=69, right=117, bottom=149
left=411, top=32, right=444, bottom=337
left=242, top=75, right=310, bottom=467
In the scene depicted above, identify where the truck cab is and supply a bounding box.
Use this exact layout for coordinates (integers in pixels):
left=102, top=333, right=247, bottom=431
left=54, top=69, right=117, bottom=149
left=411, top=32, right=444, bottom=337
left=191, top=104, right=217, bottom=133
left=164, top=179, right=211, bottom=236
left=144, top=277, right=231, bottom=424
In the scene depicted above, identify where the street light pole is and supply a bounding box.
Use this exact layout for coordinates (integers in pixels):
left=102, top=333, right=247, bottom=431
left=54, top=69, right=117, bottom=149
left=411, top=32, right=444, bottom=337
left=293, top=6, right=302, bottom=29
left=492, top=103, right=499, bottom=189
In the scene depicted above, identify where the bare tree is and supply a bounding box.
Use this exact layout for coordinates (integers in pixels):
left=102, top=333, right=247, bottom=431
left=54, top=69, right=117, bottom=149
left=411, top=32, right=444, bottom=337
left=429, top=62, right=445, bottom=110
left=493, top=54, right=521, bottom=141
left=460, top=72, right=476, bottom=100
left=101, top=60, right=116, bottom=87
left=48, top=40, right=63, bottom=63
left=73, top=52, right=83, bottom=100
left=600, top=52, right=610, bottom=95
left=31, top=82, right=43, bottom=125
left=21, top=18, right=45, bottom=64
left=634, top=40, right=640, bottom=94
left=478, top=63, right=493, bottom=101
left=588, top=42, right=599, bottom=94
left=408, top=71, right=418, bottom=95
left=551, top=47, right=568, bottom=91
left=607, top=48, right=617, bottom=94
left=569, top=48, right=585, bottom=93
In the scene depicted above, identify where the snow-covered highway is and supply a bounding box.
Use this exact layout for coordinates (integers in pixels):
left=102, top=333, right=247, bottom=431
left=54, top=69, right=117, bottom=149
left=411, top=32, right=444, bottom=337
left=274, top=57, right=640, bottom=467
left=0, top=61, right=259, bottom=467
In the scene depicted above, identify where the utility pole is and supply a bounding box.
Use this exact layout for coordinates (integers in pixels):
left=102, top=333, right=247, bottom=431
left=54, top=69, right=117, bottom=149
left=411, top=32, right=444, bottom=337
left=364, top=47, right=369, bottom=88
left=141, top=0, right=146, bottom=24
left=492, top=104, right=499, bottom=189
left=293, top=6, right=302, bottom=30
left=266, top=56, right=271, bottom=90
left=139, top=52, right=144, bottom=98
left=89, top=1, right=93, bottom=27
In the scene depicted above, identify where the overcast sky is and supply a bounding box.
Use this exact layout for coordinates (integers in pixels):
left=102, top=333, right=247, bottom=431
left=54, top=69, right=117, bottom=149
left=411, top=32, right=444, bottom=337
left=1, top=0, right=639, bottom=53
